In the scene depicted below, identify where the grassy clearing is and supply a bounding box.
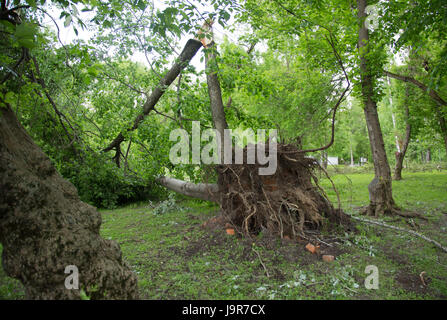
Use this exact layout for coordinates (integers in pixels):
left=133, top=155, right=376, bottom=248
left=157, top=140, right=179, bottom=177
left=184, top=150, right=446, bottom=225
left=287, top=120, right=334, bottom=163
left=1, top=171, right=446, bottom=299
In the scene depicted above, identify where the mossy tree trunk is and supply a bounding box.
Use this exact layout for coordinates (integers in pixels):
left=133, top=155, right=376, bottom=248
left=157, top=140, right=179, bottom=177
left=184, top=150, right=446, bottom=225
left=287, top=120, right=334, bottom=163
left=0, top=105, right=138, bottom=299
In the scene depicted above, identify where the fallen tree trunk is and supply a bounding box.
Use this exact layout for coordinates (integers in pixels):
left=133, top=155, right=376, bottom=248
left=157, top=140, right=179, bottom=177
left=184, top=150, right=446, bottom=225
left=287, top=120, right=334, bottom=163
left=103, top=39, right=203, bottom=157
left=0, top=105, right=138, bottom=299
left=157, top=176, right=219, bottom=202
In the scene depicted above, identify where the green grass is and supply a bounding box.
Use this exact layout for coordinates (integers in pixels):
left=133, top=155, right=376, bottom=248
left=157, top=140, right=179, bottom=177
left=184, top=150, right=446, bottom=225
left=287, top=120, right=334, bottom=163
left=319, top=171, right=447, bottom=210
left=1, top=171, right=446, bottom=299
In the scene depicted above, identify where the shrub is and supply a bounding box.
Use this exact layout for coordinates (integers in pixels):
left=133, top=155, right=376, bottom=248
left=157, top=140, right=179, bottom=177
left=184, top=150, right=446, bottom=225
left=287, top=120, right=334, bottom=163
left=58, top=153, right=163, bottom=209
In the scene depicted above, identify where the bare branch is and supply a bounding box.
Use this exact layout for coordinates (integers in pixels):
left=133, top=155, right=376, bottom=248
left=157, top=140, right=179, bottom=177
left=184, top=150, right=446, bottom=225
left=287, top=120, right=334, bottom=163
left=384, top=70, right=447, bottom=107
left=351, top=215, right=447, bottom=253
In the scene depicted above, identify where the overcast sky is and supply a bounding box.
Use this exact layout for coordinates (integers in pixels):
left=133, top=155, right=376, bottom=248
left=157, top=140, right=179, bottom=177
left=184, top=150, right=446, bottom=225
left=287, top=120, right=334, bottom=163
left=43, top=0, right=248, bottom=73
left=42, top=0, right=404, bottom=81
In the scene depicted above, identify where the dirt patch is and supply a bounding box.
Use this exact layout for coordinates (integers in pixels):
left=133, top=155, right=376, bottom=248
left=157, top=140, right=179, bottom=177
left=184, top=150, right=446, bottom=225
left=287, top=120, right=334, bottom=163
left=191, top=212, right=350, bottom=269
left=395, top=270, right=429, bottom=295
left=381, top=244, right=410, bottom=266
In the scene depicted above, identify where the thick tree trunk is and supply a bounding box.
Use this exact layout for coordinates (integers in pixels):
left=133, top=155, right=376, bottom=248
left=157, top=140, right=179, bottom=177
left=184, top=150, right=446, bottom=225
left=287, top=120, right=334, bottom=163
left=357, top=0, right=396, bottom=216
left=0, top=105, right=138, bottom=299
left=203, top=25, right=228, bottom=165
left=363, top=103, right=396, bottom=215
left=157, top=176, right=219, bottom=202
left=205, top=42, right=228, bottom=140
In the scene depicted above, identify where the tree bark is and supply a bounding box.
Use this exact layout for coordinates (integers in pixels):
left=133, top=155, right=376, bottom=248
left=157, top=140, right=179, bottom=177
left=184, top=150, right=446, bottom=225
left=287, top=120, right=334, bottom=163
left=157, top=27, right=228, bottom=200
left=394, top=103, right=411, bottom=181
left=205, top=44, right=229, bottom=138
left=157, top=177, right=219, bottom=202
left=357, top=0, right=396, bottom=216
left=204, top=29, right=228, bottom=164
left=0, top=105, right=138, bottom=299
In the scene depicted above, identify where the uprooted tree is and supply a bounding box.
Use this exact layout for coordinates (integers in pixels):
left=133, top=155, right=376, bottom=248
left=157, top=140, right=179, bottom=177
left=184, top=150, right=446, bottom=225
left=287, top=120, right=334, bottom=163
left=215, top=144, right=356, bottom=237
left=108, top=22, right=355, bottom=238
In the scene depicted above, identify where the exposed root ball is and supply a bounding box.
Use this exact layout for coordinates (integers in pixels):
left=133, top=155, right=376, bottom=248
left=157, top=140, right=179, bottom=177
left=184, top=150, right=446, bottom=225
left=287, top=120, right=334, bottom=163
left=217, top=143, right=354, bottom=237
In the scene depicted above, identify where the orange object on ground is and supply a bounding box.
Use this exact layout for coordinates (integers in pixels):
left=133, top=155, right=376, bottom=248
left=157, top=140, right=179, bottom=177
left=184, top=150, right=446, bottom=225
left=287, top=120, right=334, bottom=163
left=226, top=228, right=235, bottom=235
left=322, top=255, right=335, bottom=262
left=305, top=243, right=316, bottom=254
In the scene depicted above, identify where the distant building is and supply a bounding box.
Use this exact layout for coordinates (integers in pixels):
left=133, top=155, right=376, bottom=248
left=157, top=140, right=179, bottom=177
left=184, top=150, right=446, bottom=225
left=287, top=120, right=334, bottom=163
left=327, top=156, right=339, bottom=165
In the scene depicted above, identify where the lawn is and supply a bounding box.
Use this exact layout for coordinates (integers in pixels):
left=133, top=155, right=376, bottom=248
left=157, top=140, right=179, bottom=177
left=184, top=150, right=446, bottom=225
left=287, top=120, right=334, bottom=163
left=1, top=171, right=446, bottom=299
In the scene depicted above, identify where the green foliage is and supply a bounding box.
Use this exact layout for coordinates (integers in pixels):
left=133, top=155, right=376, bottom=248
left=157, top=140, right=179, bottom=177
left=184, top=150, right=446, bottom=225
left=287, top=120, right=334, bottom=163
left=14, top=22, right=38, bottom=49
left=381, top=0, right=447, bottom=89
left=1, top=0, right=446, bottom=206
left=60, top=153, right=156, bottom=209
left=148, top=193, right=185, bottom=215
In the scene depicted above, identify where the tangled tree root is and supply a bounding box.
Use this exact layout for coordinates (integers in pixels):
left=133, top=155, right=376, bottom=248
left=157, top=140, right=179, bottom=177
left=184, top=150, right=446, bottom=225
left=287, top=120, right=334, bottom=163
left=216, top=143, right=355, bottom=238
left=360, top=205, right=428, bottom=221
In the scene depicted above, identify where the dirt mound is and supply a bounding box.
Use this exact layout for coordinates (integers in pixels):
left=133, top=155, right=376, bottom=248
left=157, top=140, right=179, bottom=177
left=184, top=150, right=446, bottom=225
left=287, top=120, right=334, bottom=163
left=216, top=143, right=354, bottom=238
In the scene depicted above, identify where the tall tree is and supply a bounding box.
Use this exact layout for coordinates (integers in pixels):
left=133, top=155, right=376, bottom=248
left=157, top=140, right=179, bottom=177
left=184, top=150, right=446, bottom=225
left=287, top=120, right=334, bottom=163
left=356, top=0, right=396, bottom=216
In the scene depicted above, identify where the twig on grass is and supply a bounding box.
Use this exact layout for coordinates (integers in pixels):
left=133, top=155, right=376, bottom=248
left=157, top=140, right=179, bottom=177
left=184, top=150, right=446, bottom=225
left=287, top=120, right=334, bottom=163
left=350, top=215, right=447, bottom=253
left=252, top=245, right=270, bottom=278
